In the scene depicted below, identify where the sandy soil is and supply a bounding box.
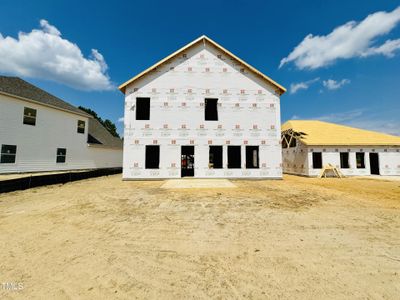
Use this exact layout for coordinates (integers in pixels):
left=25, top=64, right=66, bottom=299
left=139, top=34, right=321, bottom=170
left=0, top=175, right=399, bottom=299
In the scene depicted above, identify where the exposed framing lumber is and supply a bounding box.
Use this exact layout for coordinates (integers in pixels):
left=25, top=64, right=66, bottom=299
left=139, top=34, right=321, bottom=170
left=281, top=129, right=304, bottom=148
left=318, top=164, right=345, bottom=178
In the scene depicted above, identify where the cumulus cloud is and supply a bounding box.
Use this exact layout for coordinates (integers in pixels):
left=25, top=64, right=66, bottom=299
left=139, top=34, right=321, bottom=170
left=118, top=117, right=124, bottom=122
left=360, top=39, right=400, bottom=57
left=323, top=78, right=350, bottom=90
left=40, top=19, right=61, bottom=36
left=280, top=7, right=400, bottom=69
left=0, top=19, right=113, bottom=91
left=290, top=77, right=320, bottom=94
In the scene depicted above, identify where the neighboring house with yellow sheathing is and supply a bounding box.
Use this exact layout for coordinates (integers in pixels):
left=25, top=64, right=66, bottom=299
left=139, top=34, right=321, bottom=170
left=281, top=120, right=400, bottom=176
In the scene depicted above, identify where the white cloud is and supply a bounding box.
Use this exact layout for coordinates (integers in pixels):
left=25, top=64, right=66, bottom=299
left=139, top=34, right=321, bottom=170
left=0, top=20, right=113, bottom=91
left=345, top=119, right=400, bottom=136
left=39, top=19, right=61, bottom=36
left=295, top=109, right=400, bottom=136
left=360, top=39, right=400, bottom=57
left=323, top=78, right=350, bottom=90
left=313, top=109, right=364, bottom=123
left=280, top=7, right=400, bottom=69
left=118, top=117, right=124, bottom=122
left=290, top=77, right=319, bottom=94
left=290, top=82, right=308, bottom=94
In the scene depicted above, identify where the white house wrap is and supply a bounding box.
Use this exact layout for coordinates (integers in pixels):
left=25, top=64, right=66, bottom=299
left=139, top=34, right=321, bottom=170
left=119, top=36, right=286, bottom=179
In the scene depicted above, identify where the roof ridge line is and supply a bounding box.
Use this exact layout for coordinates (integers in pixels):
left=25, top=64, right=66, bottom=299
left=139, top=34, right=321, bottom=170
left=118, top=35, right=286, bottom=94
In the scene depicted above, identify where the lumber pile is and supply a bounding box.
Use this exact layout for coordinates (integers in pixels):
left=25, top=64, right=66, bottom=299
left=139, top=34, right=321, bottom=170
left=318, top=164, right=344, bottom=178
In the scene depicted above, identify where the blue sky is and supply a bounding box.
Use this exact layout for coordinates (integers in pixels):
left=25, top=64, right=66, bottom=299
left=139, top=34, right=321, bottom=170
left=1, top=0, right=399, bottom=136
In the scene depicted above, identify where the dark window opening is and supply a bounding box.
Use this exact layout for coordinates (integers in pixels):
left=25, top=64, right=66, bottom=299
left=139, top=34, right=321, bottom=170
left=209, top=146, right=223, bottom=169
left=77, top=120, right=85, bottom=134
left=145, top=145, right=159, bottom=169
left=356, top=152, right=365, bottom=168
left=56, top=148, right=66, bottom=163
left=312, top=152, right=322, bottom=169
left=246, top=146, right=259, bottom=169
left=228, top=146, right=241, bottom=168
left=340, top=152, right=350, bottom=168
left=205, top=98, right=218, bottom=121
left=136, top=97, right=150, bottom=120
left=1, top=144, right=17, bottom=163
left=289, top=136, right=296, bottom=147
left=23, top=107, right=37, bottom=126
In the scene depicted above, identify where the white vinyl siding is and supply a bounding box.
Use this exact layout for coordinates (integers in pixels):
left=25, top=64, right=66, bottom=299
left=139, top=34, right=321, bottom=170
left=0, top=93, right=122, bottom=173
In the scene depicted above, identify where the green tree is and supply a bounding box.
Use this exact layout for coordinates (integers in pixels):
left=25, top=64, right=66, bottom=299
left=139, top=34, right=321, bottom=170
left=103, top=119, right=119, bottom=138
left=78, top=106, right=120, bottom=138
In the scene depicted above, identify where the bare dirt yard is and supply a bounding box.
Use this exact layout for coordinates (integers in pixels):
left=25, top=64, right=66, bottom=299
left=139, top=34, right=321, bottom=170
left=1, top=175, right=399, bottom=299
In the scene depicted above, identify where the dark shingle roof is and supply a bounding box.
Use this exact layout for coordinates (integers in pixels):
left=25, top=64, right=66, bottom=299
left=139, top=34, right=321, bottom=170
left=0, top=76, right=90, bottom=117
left=88, top=118, right=123, bottom=149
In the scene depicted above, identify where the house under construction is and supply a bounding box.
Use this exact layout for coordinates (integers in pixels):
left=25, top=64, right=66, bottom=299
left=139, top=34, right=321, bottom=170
left=281, top=120, right=400, bottom=177
left=119, top=35, right=286, bottom=179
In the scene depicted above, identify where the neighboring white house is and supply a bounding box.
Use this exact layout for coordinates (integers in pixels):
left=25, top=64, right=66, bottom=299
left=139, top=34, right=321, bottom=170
left=119, top=35, right=286, bottom=179
left=0, top=76, right=123, bottom=174
left=281, top=120, right=400, bottom=176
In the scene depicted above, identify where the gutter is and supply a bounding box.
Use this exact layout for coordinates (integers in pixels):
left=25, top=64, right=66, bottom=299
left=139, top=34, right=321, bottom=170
left=0, top=91, right=92, bottom=119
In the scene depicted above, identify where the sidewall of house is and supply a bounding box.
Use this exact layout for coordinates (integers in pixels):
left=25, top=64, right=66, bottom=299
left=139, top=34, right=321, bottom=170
left=0, top=94, right=122, bottom=173
left=282, top=142, right=309, bottom=176
left=304, top=147, right=400, bottom=176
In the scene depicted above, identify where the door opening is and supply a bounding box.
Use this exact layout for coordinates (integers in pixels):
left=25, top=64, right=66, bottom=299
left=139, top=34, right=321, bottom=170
left=369, top=153, right=380, bottom=175
left=181, top=146, right=194, bottom=177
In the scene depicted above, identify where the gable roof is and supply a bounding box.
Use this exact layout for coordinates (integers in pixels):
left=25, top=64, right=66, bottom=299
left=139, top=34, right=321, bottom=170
left=118, top=35, right=286, bottom=95
left=0, top=76, right=90, bottom=117
left=0, top=75, right=122, bottom=149
left=88, top=118, right=123, bottom=149
left=281, top=120, right=400, bottom=146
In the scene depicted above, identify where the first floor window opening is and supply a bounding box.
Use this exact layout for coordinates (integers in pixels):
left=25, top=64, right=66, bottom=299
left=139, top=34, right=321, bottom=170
left=228, top=146, right=241, bottom=168
left=145, top=145, right=160, bottom=169
left=356, top=152, right=365, bottom=168
left=246, top=146, right=259, bottom=169
left=56, top=148, right=66, bottom=163
left=1, top=144, right=17, bottom=163
left=340, top=152, right=350, bottom=168
left=312, top=152, right=322, bottom=169
left=209, top=146, right=223, bottom=169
